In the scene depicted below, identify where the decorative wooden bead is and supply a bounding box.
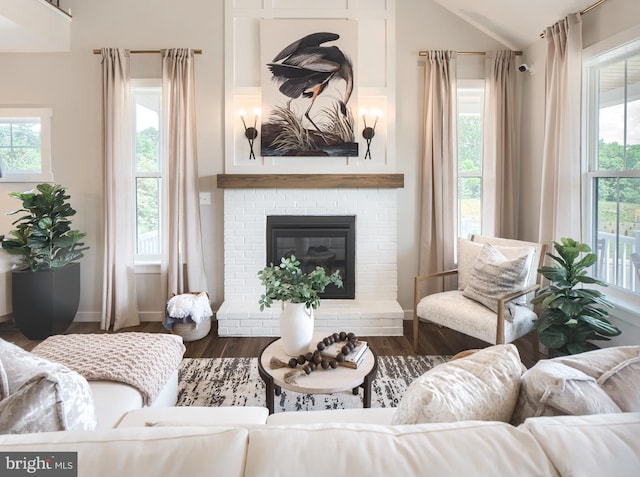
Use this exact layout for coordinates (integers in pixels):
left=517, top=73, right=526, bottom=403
left=288, top=358, right=298, bottom=368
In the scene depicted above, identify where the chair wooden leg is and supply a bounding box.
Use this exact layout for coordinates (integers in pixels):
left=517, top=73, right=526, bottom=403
left=413, top=315, right=419, bottom=353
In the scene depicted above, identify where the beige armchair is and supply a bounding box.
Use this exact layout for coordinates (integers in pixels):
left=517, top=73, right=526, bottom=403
left=413, top=235, right=547, bottom=357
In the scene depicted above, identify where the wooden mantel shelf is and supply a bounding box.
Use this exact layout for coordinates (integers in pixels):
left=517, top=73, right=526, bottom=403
left=216, top=174, right=404, bottom=189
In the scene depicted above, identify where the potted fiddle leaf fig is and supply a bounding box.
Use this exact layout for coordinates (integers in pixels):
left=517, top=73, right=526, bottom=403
left=531, top=237, right=621, bottom=356
left=258, top=255, right=343, bottom=356
left=1, top=183, right=88, bottom=339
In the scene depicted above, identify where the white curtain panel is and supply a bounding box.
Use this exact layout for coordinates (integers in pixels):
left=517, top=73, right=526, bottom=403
left=538, top=13, right=583, bottom=246
left=419, top=51, right=458, bottom=281
left=161, top=49, right=209, bottom=299
left=100, top=48, right=140, bottom=331
left=483, top=50, right=518, bottom=239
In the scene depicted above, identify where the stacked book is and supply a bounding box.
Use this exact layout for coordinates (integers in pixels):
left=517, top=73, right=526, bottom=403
left=320, top=340, right=368, bottom=369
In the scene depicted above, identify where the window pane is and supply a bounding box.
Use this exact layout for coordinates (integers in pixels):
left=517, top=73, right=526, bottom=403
left=594, top=177, right=640, bottom=294
left=459, top=177, right=481, bottom=239
left=134, top=97, right=160, bottom=173
left=0, top=120, right=42, bottom=174
left=457, top=83, right=483, bottom=239
left=136, top=177, right=160, bottom=255
left=458, top=87, right=483, bottom=173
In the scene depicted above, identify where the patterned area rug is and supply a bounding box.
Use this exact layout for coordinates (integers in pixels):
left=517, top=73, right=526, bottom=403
left=177, top=355, right=448, bottom=412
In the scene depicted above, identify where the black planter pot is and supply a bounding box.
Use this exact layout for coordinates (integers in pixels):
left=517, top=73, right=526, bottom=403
left=11, top=263, right=81, bottom=340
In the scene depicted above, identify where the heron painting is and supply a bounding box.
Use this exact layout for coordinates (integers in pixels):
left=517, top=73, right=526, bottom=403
left=260, top=20, right=358, bottom=157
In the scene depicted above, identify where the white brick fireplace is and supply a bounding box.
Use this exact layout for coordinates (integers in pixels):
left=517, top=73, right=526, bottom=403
left=216, top=185, right=404, bottom=337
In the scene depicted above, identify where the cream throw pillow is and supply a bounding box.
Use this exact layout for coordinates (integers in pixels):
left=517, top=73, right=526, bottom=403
left=511, top=360, right=622, bottom=426
left=457, top=238, right=536, bottom=291
left=547, top=346, right=640, bottom=412
left=392, top=344, right=522, bottom=425
left=462, top=243, right=533, bottom=319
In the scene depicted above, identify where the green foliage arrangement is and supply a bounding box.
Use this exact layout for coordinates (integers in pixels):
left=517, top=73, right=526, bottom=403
left=532, top=238, right=621, bottom=355
left=1, top=183, right=88, bottom=271
left=258, top=255, right=343, bottom=311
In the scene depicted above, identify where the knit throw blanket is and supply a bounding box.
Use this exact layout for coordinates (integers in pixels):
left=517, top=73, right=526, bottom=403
left=32, top=332, right=186, bottom=406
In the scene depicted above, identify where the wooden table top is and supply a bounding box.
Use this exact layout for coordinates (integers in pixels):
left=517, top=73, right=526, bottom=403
left=259, top=331, right=376, bottom=394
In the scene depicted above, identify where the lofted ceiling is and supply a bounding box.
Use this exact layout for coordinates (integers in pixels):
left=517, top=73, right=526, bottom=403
left=432, top=0, right=598, bottom=50
left=0, top=0, right=604, bottom=53
left=0, top=0, right=71, bottom=52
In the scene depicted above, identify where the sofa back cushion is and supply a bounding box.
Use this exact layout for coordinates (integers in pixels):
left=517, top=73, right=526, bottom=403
left=245, top=421, right=559, bottom=477
left=0, top=426, right=248, bottom=477
left=520, top=413, right=640, bottom=477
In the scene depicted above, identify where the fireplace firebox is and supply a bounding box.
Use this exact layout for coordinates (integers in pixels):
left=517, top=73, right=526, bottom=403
left=266, top=216, right=355, bottom=299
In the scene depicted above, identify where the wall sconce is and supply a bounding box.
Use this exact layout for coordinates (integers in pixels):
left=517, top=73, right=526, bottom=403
left=240, top=109, right=260, bottom=160
left=360, top=109, right=381, bottom=160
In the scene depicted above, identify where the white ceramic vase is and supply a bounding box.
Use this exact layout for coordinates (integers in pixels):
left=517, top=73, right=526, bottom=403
left=279, top=302, right=314, bottom=356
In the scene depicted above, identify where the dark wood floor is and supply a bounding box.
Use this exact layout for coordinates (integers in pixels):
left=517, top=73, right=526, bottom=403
left=0, top=319, right=541, bottom=368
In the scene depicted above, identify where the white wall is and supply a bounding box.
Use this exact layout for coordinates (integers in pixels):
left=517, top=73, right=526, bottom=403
left=6, top=0, right=636, bottom=341
left=394, top=1, right=505, bottom=312
left=518, top=0, right=640, bottom=345
left=0, top=0, right=509, bottom=323
left=0, top=0, right=225, bottom=320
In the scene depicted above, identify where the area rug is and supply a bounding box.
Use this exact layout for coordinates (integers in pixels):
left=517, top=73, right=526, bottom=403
left=177, top=355, right=448, bottom=413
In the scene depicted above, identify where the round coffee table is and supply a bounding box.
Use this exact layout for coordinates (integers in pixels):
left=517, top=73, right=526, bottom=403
left=257, top=331, right=378, bottom=414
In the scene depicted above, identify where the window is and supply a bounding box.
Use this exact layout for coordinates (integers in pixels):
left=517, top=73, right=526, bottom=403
left=584, top=38, right=640, bottom=299
left=0, top=108, right=53, bottom=182
left=131, top=80, right=162, bottom=262
left=457, top=80, right=484, bottom=239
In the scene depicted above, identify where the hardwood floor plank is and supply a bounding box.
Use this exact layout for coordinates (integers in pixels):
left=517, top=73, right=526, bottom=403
left=0, top=318, right=541, bottom=366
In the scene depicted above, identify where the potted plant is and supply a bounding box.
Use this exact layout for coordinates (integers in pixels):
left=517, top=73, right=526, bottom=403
left=1, top=183, right=88, bottom=339
left=531, top=237, right=621, bottom=356
left=258, top=255, right=343, bottom=356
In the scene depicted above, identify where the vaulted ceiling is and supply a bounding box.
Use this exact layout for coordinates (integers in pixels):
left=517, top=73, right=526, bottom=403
left=0, top=0, right=606, bottom=53
left=432, top=0, right=598, bottom=50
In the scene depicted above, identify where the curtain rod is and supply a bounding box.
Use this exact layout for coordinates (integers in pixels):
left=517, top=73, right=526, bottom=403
left=540, top=0, right=608, bottom=38
left=418, top=50, right=523, bottom=57
left=93, top=49, right=202, bottom=54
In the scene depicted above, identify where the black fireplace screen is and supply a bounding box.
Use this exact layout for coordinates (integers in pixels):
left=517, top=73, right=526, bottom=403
left=266, top=216, right=355, bottom=299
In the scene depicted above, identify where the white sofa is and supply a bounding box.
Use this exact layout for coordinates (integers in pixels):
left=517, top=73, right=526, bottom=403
left=0, top=408, right=638, bottom=477
left=2, top=341, right=640, bottom=476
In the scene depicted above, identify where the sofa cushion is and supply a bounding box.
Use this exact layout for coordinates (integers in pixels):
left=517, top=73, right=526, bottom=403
left=391, top=344, right=522, bottom=425
left=245, top=421, right=559, bottom=477
left=511, top=360, right=621, bottom=425
left=462, top=243, right=533, bottom=317
left=520, top=413, right=640, bottom=477
left=117, top=406, right=269, bottom=428
left=548, top=345, right=640, bottom=412
left=0, top=426, right=248, bottom=477
left=0, top=338, right=97, bottom=433
left=417, top=290, right=537, bottom=345
left=266, top=408, right=396, bottom=426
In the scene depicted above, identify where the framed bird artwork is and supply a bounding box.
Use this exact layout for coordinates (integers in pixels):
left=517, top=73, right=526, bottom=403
left=260, top=19, right=359, bottom=158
